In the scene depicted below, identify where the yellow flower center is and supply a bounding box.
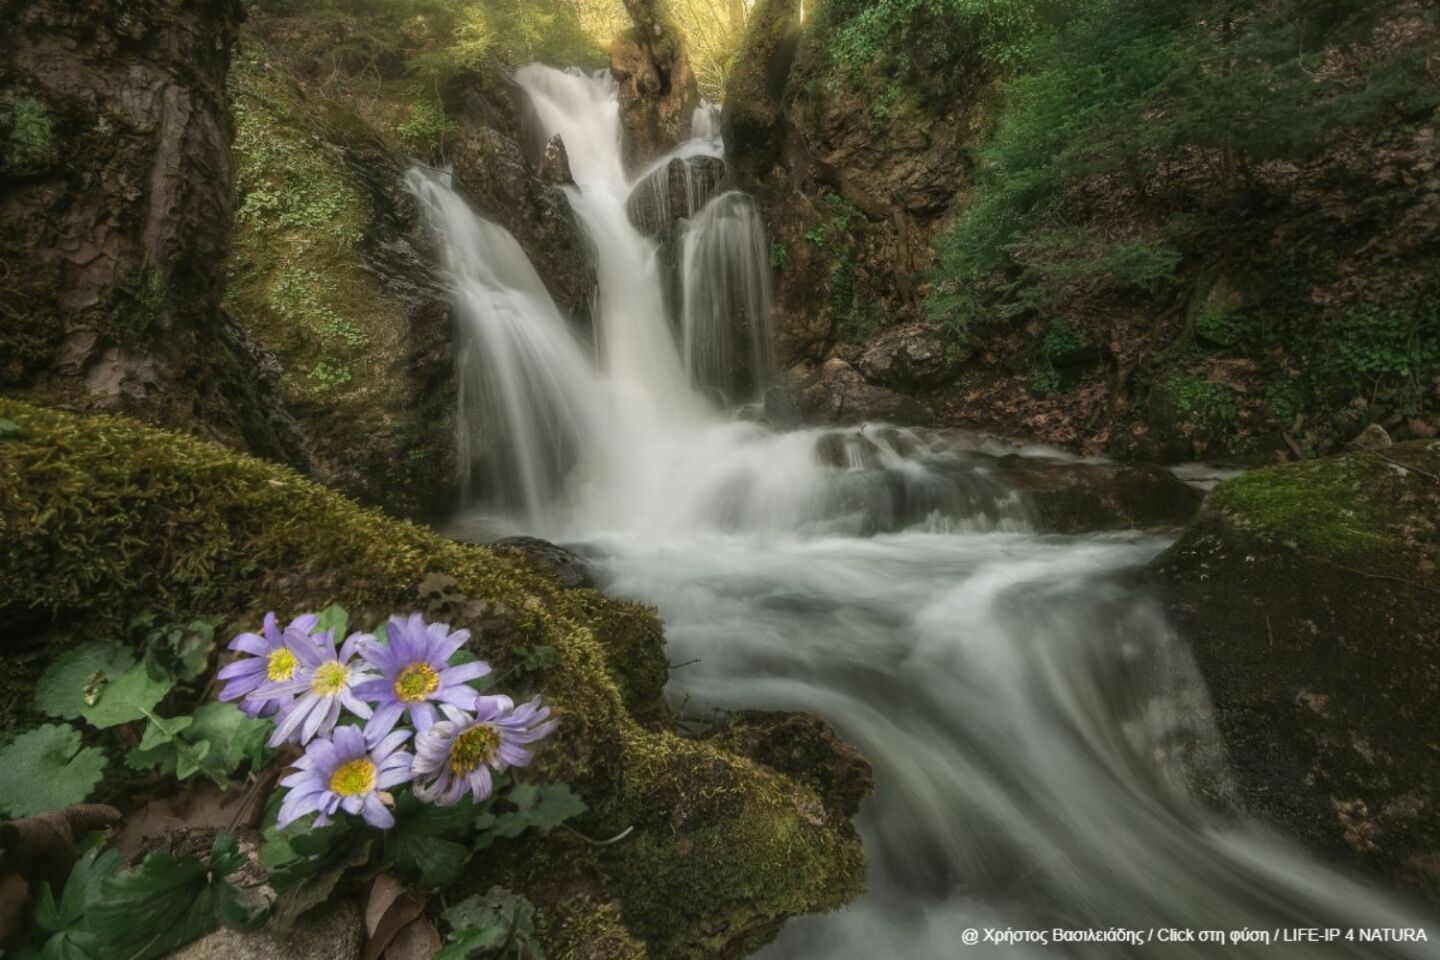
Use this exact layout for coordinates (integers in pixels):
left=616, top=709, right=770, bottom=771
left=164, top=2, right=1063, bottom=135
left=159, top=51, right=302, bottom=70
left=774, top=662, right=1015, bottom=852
left=448, top=725, right=500, bottom=776
left=266, top=648, right=298, bottom=682
left=310, top=660, right=348, bottom=697
left=328, top=758, right=377, bottom=798
left=394, top=662, right=440, bottom=703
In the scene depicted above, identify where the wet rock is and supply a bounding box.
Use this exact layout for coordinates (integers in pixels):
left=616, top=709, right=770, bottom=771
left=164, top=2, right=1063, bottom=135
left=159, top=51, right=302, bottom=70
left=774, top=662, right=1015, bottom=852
left=855, top=322, right=961, bottom=392
left=449, top=127, right=595, bottom=323
left=170, top=900, right=362, bottom=960
left=709, top=711, right=875, bottom=819
left=2, top=399, right=869, bottom=959
left=492, top=536, right=595, bottom=590
left=0, top=0, right=305, bottom=467
left=611, top=0, right=699, bottom=170
left=1152, top=441, right=1440, bottom=904
left=993, top=456, right=1203, bottom=533
left=720, top=0, right=802, bottom=183
left=537, top=132, right=572, bottom=186
left=813, top=431, right=882, bottom=470
left=791, top=359, right=935, bottom=426
left=1351, top=423, right=1393, bottom=451
left=626, top=155, right=727, bottom=236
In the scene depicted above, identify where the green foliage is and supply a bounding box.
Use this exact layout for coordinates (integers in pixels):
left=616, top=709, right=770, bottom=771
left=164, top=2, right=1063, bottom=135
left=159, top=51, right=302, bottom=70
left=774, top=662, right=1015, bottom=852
left=270, top=268, right=371, bottom=349
left=387, top=793, right=476, bottom=888
left=1154, top=370, right=1239, bottom=430
left=127, top=702, right=269, bottom=785
left=1040, top=317, right=1088, bottom=365
left=404, top=0, right=605, bottom=81
left=1, top=94, right=58, bottom=175
left=79, top=664, right=173, bottom=730
left=824, top=0, right=1051, bottom=79
left=309, top=359, right=354, bottom=390
left=29, top=848, right=123, bottom=960
left=770, top=243, right=788, bottom=269
left=398, top=98, right=459, bottom=156
left=130, top=613, right=218, bottom=684
left=437, top=887, right=544, bottom=960
left=35, top=642, right=136, bottom=721
left=474, top=782, right=587, bottom=848
left=0, top=724, right=107, bottom=817
left=926, top=0, right=1439, bottom=331
left=232, top=69, right=367, bottom=249
left=1316, top=303, right=1440, bottom=416
left=1026, top=364, right=1061, bottom=397
left=1263, top=378, right=1306, bottom=426
left=81, top=833, right=260, bottom=960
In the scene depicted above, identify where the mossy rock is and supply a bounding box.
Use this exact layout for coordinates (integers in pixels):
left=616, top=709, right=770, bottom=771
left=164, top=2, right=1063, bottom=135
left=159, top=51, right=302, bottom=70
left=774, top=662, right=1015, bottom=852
left=0, top=400, right=869, bottom=957
left=1153, top=442, right=1440, bottom=904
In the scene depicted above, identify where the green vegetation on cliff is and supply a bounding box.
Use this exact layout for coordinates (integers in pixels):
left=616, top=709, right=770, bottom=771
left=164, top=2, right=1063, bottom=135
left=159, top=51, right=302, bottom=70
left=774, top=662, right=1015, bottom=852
left=923, top=0, right=1440, bottom=456
left=0, top=399, right=868, bottom=958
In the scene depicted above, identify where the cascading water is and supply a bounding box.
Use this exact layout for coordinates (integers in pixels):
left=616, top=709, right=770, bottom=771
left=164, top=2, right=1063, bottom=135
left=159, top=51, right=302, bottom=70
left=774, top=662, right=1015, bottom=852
left=681, top=191, right=775, bottom=400
left=415, top=64, right=1436, bottom=956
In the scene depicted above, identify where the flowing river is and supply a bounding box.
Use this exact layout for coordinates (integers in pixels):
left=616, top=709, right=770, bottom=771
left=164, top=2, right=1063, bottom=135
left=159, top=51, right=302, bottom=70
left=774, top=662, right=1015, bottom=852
left=410, top=64, right=1437, bottom=958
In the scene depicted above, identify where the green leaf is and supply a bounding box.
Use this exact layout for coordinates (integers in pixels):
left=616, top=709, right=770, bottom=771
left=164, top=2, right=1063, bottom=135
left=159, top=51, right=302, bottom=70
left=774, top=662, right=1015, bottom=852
left=436, top=887, right=542, bottom=960
left=507, top=783, right=587, bottom=833
left=137, top=714, right=193, bottom=752
left=32, top=846, right=123, bottom=960
left=80, top=665, right=173, bottom=730
left=35, top=642, right=136, bottom=720
left=270, top=838, right=371, bottom=935
left=0, top=725, right=108, bottom=817
left=187, top=702, right=271, bottom=776
left=81, top=832, right=260, bottom=960
left=387, top=796, right=475, bottom=888
left=0, top=417, right=20, bottom=437
left=314, top=604, right=349, bottom=642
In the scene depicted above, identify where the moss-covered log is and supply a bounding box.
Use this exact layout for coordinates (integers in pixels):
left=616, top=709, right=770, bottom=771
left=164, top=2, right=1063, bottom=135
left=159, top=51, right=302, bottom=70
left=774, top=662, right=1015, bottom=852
left=0, top=399, right=869, bottom=958
left=1153, top=441, right=1440, bottom=903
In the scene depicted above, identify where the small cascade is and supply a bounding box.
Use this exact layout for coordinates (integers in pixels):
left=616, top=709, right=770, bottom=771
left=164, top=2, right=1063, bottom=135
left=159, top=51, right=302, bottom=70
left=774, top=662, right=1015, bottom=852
left=691, top=100, right=722, bottom=143
left=680, top=191, right=775, bottom=401
left=404, top=167, right=612, bottom=530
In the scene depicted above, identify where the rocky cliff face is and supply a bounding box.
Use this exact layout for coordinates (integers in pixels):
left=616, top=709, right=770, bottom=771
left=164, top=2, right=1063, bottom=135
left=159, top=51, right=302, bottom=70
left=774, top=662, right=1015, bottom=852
left=1154, top=441, right=1440, bottom=903
left=612, top=0, right=700, bottom=172
left=0, top=0, right=305, bottom=466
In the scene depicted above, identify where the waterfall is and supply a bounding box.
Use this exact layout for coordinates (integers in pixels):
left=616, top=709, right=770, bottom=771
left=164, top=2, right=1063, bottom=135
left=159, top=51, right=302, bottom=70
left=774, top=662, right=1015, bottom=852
left=681, top=191, right=775, bottom=401
left=404, top=167, right=613, bottom=530
left=408, top=62, right=1434, bottom=958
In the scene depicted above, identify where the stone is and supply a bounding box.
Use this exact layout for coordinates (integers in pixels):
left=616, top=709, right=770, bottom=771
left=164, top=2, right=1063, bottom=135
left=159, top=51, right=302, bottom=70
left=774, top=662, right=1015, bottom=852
left=855, top=321, right=959, bottom=392
left=0, top=0, right=305, bottom=467
left=537, top=132, right=573, bottom=186
left=992, top=456, right=1203, bottom=533
left=1152, top=441, right=1440, bottom=904
left=625, top=155, right=727, bottom=236
left=1351, top=423, right=1393, bottom=451
left=169, top=900, right=363, bottom=960
left=491, top=536, right=596, bottom=590
left=611, top=0, right=699, bottom=170
left=791, top=358, right=935, bottom=425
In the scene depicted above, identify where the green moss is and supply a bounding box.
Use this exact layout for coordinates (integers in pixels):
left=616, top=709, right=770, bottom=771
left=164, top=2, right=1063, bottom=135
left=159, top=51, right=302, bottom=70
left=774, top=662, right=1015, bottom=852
left=537, top=894, right=648, bottom=960
left=1148, top=369, right=1240, bottom=455
left=0, top=400, right=868, bottom=958
left=1202, top=441, right=1440, bottom=574
left=1, top=94, right=58, bottom=175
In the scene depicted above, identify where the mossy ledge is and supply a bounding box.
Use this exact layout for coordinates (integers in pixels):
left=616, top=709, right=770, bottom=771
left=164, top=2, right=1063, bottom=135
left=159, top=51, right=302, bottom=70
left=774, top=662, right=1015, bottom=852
left=1153, top=441, right=1440, bottom=903
left=0, top=399, right=869, bottom=958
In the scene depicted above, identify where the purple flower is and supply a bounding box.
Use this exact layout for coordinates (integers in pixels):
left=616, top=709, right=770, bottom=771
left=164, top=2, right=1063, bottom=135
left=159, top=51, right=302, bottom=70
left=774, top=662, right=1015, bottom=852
left=411, top=695, right=558, bottom=806
left=217, top=612, right=319, bottom=718
left=354, top=613, right=491, bottom=740
left=259, top=630, right=377, bottom=747
left=276, top=725, right=413, bottom=829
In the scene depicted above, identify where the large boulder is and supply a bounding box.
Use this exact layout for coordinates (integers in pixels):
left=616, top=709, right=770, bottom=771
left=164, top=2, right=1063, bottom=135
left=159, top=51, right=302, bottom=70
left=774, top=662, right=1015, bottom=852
left=627, top=155, right=728, bottom=236
left=1153, top=442, right=1440, bottom=903
left=720, top=0, right=802, bottom=184
left=611, top=0, right=699, bottom=170
left=790, top=358, right=934, bottom=426
left=993, top=456, right=1203, bottom=533
left=0, top=0, right=304, bottom=467
left=0, top=400, right=869, bottom=957
left=855, top=322, right=960, bottom=393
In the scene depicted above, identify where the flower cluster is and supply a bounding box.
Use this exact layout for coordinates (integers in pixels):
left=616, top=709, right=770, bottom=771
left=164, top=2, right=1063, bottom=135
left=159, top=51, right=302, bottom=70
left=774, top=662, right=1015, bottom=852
left=220, top=612, right=557, bottom=829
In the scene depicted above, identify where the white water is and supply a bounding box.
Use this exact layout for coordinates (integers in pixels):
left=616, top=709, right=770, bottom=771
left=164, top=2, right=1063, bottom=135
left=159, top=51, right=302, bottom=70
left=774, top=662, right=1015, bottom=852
left=414, top=65, right=1437, bottom=955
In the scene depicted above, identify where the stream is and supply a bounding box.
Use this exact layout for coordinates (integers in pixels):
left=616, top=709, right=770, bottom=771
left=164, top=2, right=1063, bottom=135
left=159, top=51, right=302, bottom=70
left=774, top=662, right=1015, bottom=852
left=414, top=64, right=1437, bottom=958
